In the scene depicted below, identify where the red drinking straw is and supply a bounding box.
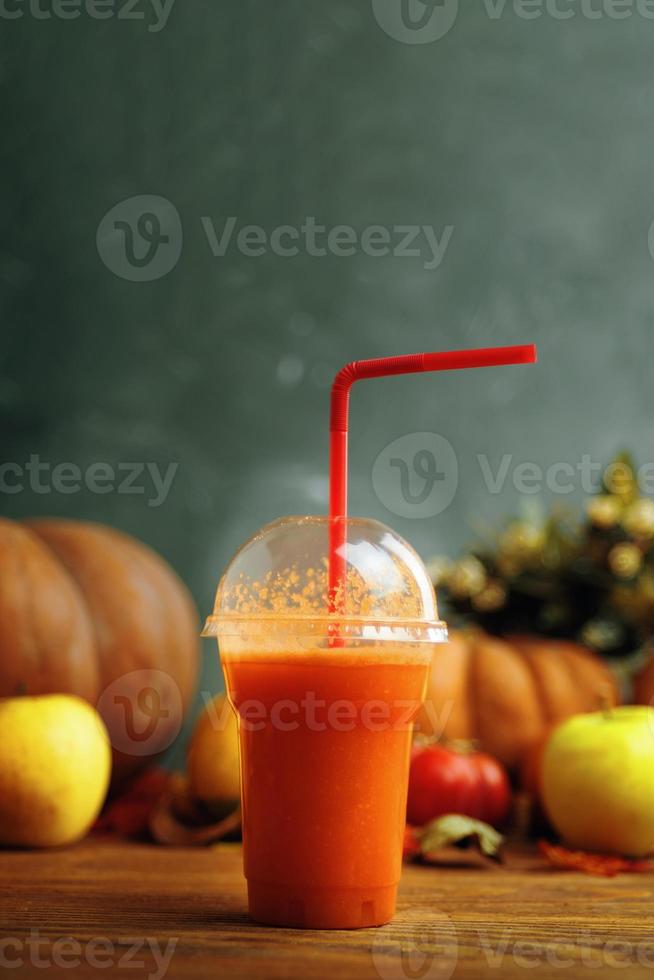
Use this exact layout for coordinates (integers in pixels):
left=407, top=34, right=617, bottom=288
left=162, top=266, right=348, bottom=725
left=328, top=344, right=538, bottom=606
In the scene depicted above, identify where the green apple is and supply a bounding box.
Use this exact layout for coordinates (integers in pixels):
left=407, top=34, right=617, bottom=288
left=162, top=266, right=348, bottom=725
left=542, top=706, right=654, bottom=857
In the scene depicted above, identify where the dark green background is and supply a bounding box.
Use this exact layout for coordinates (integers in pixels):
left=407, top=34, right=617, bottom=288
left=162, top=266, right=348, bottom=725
left=2, top=0, right=654, bottom=756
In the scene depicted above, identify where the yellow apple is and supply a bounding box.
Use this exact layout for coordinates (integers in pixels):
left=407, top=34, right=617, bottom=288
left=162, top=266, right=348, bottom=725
left=0, top=694, right=111, bottom=847
left=542, top=706, right=654, bottom=857
left=186, top=694, right=240, bottom=815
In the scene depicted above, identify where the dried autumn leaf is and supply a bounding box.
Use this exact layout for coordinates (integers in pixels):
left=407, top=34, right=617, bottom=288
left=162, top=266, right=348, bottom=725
left=94, top=768, right=170, bottom=838
left=418, top=814, right=504, bottom=862
left=149, top=778, right=241, bottom=846
left=538, top=840, right=654, bottom=877
left=403, top=825, right=421, bottom=860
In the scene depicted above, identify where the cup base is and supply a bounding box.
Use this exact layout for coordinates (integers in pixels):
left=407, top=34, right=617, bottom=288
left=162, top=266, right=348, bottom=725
left=247, top=880, right=397, bottom=930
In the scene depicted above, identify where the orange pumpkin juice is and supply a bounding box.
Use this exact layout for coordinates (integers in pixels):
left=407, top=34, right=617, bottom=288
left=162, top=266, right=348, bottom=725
left=222, top=645, right=431, bottom=929
left=205, top=516, right=446, bottom=928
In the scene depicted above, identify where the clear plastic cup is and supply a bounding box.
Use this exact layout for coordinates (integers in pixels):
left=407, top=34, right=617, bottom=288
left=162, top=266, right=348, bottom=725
left=203, top=516, right=446, bottom=929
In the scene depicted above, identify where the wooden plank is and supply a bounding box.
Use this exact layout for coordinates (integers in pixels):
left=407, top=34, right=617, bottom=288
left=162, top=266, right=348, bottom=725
left=0, top=838, right=653, bottom=979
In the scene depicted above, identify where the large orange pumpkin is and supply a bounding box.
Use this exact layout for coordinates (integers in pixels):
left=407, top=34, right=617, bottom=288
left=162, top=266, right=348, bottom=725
left=633, top=656, right=654, bottom=707
left=0, top=517, right=199, bottom=785
left=417, top=630, right=619, bottom=769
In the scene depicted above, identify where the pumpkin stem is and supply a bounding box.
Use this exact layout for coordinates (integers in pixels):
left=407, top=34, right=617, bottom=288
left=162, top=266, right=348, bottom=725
left=598, top=686, right=613, bottom=719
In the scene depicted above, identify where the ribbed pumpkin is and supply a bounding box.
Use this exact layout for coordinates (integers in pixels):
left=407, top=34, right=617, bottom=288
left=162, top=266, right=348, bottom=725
left=633, top=656, right=654, bottom=708
left=417, top=630, right=619, bottom=769
left=0, top=517, right=199, bottom=785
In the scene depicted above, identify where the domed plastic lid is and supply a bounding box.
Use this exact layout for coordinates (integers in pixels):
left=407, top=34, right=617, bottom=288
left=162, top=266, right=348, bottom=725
left=202, top=516, right=447, bottom=645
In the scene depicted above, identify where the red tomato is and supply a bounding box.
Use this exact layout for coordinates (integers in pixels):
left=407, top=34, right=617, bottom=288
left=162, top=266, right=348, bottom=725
left=407, top=743, right=511, bottom=828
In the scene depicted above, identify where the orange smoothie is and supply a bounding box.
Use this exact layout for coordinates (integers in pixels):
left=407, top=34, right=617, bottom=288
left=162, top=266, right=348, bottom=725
left=222, top=647, right=431, bottom=929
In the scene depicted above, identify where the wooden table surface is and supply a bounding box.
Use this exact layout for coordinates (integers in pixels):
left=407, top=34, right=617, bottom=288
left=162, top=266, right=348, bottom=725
left=1, top=837, right=654, bottom=979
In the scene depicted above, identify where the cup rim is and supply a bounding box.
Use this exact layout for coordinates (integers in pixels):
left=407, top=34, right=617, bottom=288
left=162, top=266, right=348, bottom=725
left=202, top=613, right=448, bottom=642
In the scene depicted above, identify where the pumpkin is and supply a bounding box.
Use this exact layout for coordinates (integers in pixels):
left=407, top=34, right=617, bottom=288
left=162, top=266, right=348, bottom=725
left=633, top=656, right=654, bottom=708
left=518, top=730, right=551, bottom=800
left=0, top=517, right=199, bottom=785
left=417, top=630, right=619, bottom=770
